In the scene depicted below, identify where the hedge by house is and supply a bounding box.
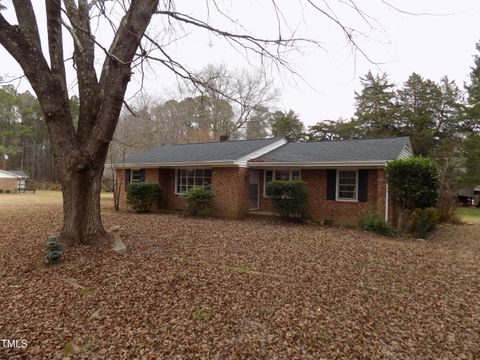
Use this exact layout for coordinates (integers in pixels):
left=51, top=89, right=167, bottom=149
left=385, top=157, right=440, bottom=232
left=184, top=187, right=215, bottom=216
left=127, top=183, right=162, bottom=212
left=386, top=157, right=440, bottom=210
left=266, top=180, right=308, bottom=222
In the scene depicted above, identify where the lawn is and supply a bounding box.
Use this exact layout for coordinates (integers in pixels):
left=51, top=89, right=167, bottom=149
left=0, top=191, right=113, bottom=214
left=1, top=192, right=479, bottom=359
left=457, top=207, right=480, bottom=224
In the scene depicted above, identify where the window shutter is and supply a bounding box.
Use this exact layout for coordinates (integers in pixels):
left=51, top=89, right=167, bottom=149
left=326, top=169, right=336, bottom=200
left=358, top=170, right=369, bottom=202
left=125, top=169, right=131, bottom=190
left=140, top=169, right=145, bottom=182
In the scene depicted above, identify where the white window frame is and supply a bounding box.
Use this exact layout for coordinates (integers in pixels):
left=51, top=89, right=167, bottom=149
left=263, top=169, right=301, bottom=197
left=174, top=168, right=212, bottom=195
left=130, top=169, right=143, bottom=183
left=336, top=169, right=358, bottom=202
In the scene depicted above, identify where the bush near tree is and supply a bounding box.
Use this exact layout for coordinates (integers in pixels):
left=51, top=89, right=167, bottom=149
left=126, top=183, right=162, bottom=213
left=184, top=187, right=215, bottom=217
left=265, top=180, right=308, bottom=222
left=385, top=157, right=440, bottom=233
left=358, top=213, right=394, bottom=236
left=410, top=208, right=439, bottom=238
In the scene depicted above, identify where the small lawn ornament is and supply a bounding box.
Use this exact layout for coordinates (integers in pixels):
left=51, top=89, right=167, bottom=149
left=111, top=225, right=126, bottom=255
left=44, top=235, right=63, bottom=265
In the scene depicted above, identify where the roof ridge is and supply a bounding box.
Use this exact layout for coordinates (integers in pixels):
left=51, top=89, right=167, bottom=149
left=293, top=136, right=409, bottom=144
left=168, top=137, right=279, bottom=146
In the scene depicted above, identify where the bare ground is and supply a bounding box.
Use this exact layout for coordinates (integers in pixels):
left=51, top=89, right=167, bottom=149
left=0, top=192, right=479, bottom=359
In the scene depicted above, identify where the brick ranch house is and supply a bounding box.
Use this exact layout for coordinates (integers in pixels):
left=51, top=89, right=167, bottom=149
left=115, top=137, right=412, bottom=224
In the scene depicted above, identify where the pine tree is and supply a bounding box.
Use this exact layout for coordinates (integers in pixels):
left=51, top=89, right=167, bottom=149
left=436, top=76, right=466, bottom=140
left=465, top=41, right=480, bottom=131
left=354, top=71, right=398, bottom=138
left=396, top=73, right=442, bottom=156
left=270, top=110, right=305, bottom=141
left=245, top=106, right=271, bottom=139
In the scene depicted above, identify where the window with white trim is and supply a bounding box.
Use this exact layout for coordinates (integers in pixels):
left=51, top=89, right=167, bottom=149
left=175, top=168, right=212, bottom=194
left=131, top=169, right=143, bottom=182
left=264, top=169, right=301, bottom=196
left=337, top=170, right=358, bottom=201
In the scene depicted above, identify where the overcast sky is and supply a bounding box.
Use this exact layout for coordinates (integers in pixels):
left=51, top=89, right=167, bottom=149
left=1, top=0, right=480, bottom=127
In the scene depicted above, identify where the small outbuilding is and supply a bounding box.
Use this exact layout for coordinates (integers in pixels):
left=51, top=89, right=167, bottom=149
left=0, top=170, right=29, bottom=192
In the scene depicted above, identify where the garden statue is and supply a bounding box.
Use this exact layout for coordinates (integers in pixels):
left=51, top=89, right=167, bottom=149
left=111, top=225, right=126, bottom=255
left=44, top=235, right=63, bottom=265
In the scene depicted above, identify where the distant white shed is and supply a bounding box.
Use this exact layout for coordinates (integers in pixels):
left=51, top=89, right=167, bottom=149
left=0, top=170, right=29, bottom=192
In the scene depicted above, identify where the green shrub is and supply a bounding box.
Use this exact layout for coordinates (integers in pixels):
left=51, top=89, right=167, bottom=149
left=410, top=207, right=438, bottom=238
left=386, top=157, right=440, bottom=210
left=126, top=183, right=161, bottom=212
left=5, top=189, right=10, bottom=194
left=184, top=187, right=215, bottom=216
left=359, top=214, right=394, bottom=236
left=0, top=189, right=3, bottom=193
left=266, top=180, right=308, bottom=222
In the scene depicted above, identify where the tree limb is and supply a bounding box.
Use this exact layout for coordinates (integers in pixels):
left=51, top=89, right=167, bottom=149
left=83, top=0, right=160, bottom=162
left=12, top=0, right=42, bottom=50
left=63, top=0, right=99, bottom=141
left=45, top=0, right=68, bottom=99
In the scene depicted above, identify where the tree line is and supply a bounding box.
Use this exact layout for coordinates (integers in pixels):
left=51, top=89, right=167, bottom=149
left=2, top=44, right=480, bottom=190
left=0, top=84, right=79, bottom=182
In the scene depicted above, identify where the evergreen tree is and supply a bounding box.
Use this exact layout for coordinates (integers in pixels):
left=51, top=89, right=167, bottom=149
left=354, top=71, right=398, bottom=138
left=461, top=134, right=480, bottom=187
left=465, top=41, right=480, bottom=131
left=308, top=118, right=360, bottom=141
left=245, top=106, right=271, bottom=139
left=396, top=73, right=442, bottom=156
left=436, top=76, right=465, bottom=140
left=270, top=110, right=305, bottom=141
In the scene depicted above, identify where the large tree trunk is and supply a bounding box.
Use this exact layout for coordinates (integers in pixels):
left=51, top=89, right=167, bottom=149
left=60, top=165, right=106, bottom=246
left=0, top=0, right=160, bottom=246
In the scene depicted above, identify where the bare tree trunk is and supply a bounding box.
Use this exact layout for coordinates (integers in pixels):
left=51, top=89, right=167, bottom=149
left=60, top=164, right=106, bottom=245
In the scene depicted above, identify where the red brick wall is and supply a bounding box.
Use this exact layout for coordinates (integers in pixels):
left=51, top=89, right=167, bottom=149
left=116, top=167, right=389, bottom=224
left=211, top=167, right=249, bottom=218
left=256, top=168, right=387, bottom=225
left=159, top=169, right=186, bottom=210
left=0, top=178, right=17, bottom=191
left=116, top=168, right=163, bottom=209
left=117, top=167, right=249, bottom=218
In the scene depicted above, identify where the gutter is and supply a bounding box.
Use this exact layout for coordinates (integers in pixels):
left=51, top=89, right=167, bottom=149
left=113, top=160, right=237, bottom=169
left=247, top=161, right=387, bottom=168
left=385, top=182, right=389, bottom=223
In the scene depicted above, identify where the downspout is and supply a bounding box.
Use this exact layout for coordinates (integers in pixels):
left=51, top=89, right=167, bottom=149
left=385, top=182, right=389, bottom=223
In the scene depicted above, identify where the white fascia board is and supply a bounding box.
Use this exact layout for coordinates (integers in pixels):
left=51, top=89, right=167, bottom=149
left=247, top=161, right=386, bottom=168
left=114, top=160, right=236, bottom=169
left=398, top=142, right=414, bottom=159
left=234, top=138, right=288, bottom=167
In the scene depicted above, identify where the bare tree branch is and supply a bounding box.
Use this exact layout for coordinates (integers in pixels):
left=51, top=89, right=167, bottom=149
left=12, top=0, right=42, bottom=50
left=46, top=0, right=68, bottom=99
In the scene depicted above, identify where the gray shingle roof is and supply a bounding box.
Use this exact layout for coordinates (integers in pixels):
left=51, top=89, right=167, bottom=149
left=124, top=138, right=280, bottom=164
left=251, top=137, right=411, bottom=163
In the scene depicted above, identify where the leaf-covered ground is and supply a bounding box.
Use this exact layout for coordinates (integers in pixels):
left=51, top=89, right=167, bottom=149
left=1, top=192, right=479, bottom=359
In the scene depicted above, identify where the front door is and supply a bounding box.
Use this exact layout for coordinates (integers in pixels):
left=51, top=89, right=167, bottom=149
left=249, top=170, right=259, bottom=210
